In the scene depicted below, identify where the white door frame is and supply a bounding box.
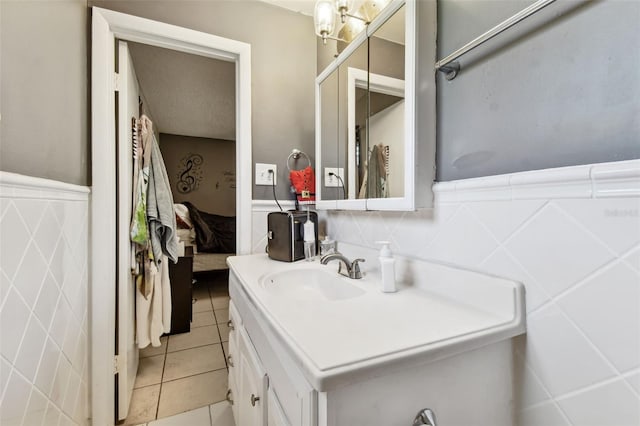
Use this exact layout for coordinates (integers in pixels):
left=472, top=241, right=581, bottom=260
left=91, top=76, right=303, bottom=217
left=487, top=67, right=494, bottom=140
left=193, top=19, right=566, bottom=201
left=91, top=7, right=252, bottom=425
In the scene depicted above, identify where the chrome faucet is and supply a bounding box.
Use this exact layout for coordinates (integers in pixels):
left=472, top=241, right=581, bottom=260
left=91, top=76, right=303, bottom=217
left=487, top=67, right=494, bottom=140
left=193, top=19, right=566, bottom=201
left=320, top=253, right=365, bottom=279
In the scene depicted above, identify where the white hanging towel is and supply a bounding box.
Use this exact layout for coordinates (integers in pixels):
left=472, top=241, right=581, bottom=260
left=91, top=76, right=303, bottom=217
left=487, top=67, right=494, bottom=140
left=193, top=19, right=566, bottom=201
left=136, top=254, right=172, bottom=348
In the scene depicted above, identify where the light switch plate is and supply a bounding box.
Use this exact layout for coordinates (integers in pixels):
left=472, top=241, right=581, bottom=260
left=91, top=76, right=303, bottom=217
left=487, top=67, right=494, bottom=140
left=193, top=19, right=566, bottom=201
left=256, top=163, right=277, bottom=185
left=324, top=167, right=344, bottom=187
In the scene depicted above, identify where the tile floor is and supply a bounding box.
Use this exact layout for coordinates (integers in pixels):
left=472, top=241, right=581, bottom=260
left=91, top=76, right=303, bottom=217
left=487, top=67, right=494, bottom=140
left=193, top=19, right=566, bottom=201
left=137, top=401, right=234, bottom=426
left=124, top=272, right=231, bottom=425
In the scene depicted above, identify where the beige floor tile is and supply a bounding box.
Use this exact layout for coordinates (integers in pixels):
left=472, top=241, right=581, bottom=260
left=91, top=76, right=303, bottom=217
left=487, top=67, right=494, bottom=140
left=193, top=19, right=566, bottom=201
left=157, top=370, right=228, bottom=419
left=192, top=311, right=215, bottom=328
left=134, top=354, right=165, bottom=389
left=214, top=309, right=229, bottom=324
left=167, top=326, right=220, bottom=353
left=125, top=384, right=160, bottom=425
left=140, top=337, right=167, bottom=358
left=163, top=345, right=226, bottom=382
left=192, top=296, right=213, bottom=313
left=217, top=322, right=230, bottom=343
left=149, top=405, right=210, bottom=425
left=221, top=341, right=229, bottom=357
left=211, top=295, right=229, bottom=310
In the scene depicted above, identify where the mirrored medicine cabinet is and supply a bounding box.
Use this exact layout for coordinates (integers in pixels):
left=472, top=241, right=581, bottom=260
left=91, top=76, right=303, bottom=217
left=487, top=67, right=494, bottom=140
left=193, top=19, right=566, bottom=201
left=315, top=0, right=436, bottom=211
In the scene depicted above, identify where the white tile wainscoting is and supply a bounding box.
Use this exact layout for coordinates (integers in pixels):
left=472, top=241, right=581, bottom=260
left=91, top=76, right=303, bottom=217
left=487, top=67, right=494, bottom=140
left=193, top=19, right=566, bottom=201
left=323, top=160, right=640, bottom=426
left=0, top=172, right=90, bottom=426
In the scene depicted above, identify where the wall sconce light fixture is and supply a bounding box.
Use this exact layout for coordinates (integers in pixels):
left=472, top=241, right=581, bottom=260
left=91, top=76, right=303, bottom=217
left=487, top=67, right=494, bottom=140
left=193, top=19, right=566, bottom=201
left=314, top=0, right=369, bottom=45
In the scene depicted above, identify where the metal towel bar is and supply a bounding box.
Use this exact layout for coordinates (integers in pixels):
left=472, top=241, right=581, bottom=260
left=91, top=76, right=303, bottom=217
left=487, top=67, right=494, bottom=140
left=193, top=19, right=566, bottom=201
left=413, top=408, right=437, bottom=426
left=435, top=0, right=557, bottom=80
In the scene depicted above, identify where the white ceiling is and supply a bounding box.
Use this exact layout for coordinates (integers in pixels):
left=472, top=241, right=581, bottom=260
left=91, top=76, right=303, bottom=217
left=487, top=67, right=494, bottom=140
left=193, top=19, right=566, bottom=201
left=257, top=0, right=316, bottom=16
left=260, top=0, right=405, bottom=44
left=128, top=42, right=236, bottom=141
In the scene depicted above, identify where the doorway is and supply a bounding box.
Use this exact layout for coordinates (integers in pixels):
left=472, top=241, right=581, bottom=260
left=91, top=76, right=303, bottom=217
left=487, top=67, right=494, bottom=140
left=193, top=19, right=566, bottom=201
left=91, top=7, right=251, bottom=426
left=123, top=40, right=237, bottom=423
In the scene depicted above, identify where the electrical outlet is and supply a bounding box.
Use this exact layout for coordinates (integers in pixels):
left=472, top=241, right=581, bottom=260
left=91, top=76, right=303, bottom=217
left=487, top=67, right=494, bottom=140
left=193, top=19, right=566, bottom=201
left=324, top=167, right=344, bottom=187
left=255, top=163, right=277, bottom=185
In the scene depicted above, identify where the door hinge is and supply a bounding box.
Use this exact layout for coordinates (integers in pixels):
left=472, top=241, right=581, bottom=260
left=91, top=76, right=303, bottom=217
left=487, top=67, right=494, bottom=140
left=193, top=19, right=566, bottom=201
left=114, top=72, right=121, bottom=92
left=114, top=355, right=122, bottom=374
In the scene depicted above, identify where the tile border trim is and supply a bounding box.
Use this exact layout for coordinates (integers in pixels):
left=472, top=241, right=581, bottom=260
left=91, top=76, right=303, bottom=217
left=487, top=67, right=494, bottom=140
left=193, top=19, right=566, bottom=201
left=0, top=172, right=90, bottom=201
left=433, top=159, right=640, bottom=203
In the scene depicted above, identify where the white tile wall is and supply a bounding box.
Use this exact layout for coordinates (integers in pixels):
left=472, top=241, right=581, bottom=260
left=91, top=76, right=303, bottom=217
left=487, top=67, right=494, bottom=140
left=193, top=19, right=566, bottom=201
left=322, top=161, right=640, bottom=426
left=0, top=173, right=90, bottom=426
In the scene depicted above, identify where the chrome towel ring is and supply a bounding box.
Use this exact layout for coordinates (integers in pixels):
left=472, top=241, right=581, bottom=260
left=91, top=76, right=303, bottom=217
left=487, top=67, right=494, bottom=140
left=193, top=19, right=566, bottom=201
left=287, top=149, right=311, bottom=171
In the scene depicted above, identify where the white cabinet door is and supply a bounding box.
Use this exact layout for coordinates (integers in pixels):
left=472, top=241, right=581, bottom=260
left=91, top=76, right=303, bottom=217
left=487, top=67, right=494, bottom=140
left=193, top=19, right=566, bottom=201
left=228, top=291, right=316, bottom=426
left=227, top=307, right=240, bottom=423
left=234, top=327, right=267, bottom=426
left=267, top=388, right=291, bottom=426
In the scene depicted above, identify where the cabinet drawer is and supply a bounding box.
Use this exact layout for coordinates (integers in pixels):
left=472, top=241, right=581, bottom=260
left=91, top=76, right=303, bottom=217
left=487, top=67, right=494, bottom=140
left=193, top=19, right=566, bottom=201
left=229, top=299, right=242, bottom=327
left=227, top=330, right=238, bottom=387
left=228, top=301, right=240, bottom=368
left=238, top=326, right=267, bottom=425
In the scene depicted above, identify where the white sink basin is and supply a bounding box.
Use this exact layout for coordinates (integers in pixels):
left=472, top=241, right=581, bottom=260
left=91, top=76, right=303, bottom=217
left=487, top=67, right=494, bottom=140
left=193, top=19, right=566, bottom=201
left=230, top=252, right=526, bottom=390
left=260, top=267, right=365, bottom=301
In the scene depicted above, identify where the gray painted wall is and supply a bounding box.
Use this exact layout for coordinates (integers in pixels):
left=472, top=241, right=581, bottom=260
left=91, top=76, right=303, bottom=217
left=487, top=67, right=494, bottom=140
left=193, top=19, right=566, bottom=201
left=1, top=0, right=89, bottom=185
left=1, top=0, right=316, bottom=199
left=90, top=0, right=317, bottom=200
left=436, top=0, right=640, bottom=180
left=318, top=0, right=640, bottom=183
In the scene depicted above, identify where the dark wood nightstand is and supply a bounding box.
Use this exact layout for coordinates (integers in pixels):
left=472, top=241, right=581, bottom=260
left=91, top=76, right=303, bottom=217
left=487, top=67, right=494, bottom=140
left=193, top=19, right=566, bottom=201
left=168, top=246, right=193, bottom=335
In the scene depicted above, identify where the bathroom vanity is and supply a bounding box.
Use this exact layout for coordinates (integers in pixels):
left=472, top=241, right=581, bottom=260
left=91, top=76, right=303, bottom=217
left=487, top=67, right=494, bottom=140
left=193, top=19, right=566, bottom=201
left=226, top=253, right=525, bottom=426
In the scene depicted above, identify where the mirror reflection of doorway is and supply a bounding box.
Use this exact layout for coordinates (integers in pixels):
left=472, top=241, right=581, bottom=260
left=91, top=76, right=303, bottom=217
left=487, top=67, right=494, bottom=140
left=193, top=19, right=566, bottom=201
left=354, top=87, right=403, bottom=198
left=348, top=68, right=404, bottom=200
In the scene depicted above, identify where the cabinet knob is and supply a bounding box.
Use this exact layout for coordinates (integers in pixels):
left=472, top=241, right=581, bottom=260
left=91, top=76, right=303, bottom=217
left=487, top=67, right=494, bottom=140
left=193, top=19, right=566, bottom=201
left=250, top=394, right=260, bottom=407
left=227, top=354, right=234, bottom=367
left=227, top=320, right=235, bottom=330
left=226, top=389, right=234, bottom=406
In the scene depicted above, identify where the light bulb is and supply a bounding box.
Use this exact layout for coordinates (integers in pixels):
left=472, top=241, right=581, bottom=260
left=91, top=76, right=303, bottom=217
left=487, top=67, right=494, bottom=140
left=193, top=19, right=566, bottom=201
left=335, top=0, right=353, bottom=23
left=314, top=0, right=336, bottom=42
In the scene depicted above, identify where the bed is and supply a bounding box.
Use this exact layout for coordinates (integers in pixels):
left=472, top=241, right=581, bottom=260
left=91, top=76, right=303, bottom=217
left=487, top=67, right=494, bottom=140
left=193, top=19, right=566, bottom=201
left=174, top=202, right=235, bottom=272
left=191, top=252, right=231, bottom=273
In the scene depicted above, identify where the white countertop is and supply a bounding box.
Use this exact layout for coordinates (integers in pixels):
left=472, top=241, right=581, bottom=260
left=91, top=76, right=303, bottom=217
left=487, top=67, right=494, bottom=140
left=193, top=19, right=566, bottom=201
left=227, top=251, right=525, bottom=390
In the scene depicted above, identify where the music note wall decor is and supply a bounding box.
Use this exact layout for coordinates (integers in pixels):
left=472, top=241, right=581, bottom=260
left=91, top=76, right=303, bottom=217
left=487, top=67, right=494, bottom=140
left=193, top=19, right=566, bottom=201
left=176, top=153, right=204, bottom=194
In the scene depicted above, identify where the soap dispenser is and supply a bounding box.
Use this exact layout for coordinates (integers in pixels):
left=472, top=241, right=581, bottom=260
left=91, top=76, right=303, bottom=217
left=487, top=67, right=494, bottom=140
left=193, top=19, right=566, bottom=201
left=376, top=241, right=396, bottom=293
